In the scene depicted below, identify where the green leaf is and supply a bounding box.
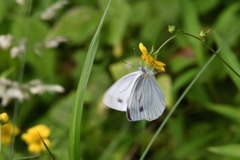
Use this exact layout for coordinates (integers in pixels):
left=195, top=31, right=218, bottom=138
left=103, top=0, right=130, bottom=46
left=167, top=114, right=184, bottom=145
left=173, top=67, right=199, bottom=93
left=26, top=48, right=58, bottom=81
left=128, top=1, right=151, bottom=27
left=68, top=1, right=111, bottom=160
left=213, top=31, right=240, bottom=91
left=0, top=1, right=7, bottom=24
left=109, top=57, right=141, bottom=81
left=47, top=6, right=100, bottom=45
left=140, top=18, right=163, bottom=44
left=205, top=104, right=240, bottom=123
left=188, top=82, right=211, bottom=104
left=156, top=74, right=173, bottom=108
left=38, top=133, right=56, bottom=160
left=194, top=0, right=219, bottom=14
left=11, top=17, right=49, bottom=42
left=169, top=55, right=196, bottom=74
left=173, top=131, right=218, bottom=158
left=208, top=144, right=240, bottom=158
left=180, top=0, right=204, bottom=66
left=214, top=2, right=240, bottom=36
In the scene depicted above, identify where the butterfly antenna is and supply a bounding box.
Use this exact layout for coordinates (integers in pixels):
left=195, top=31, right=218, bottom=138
left=121, top=60, right=136, bottom=68
left=133, top=48, right=137, bottom=66
left=151, top=66, right=155, bottom=72
left=153, top=71, right=160, bottom=75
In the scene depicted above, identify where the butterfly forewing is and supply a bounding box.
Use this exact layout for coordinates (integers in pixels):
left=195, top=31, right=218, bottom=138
left=103, top=71, right=140, bottom=111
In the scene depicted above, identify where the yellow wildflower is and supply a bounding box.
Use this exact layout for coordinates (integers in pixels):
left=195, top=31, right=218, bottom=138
left=139, top=42, right=166, bottom=72
left=1, top=123, right=20, bottom=145
left=0, top=112, right=9, bottom=123
left=21, top=124, right=51, bottom=153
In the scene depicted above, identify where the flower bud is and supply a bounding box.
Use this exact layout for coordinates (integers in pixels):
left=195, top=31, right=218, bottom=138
left=168, top=25, right=177, bottom=33
left=0, top=112, right=9, bottom=123
left=199, top=29, right=211, bottom=39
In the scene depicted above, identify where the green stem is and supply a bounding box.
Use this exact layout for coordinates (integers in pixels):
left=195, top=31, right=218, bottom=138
left=140, top=25, right=240, bottom=160
left=183, top=32, right=240, bottom=77
left=0, top=124, right=1, bottom=153
left=156, top=32, right=184, bottom=53
left=9, top=0, right=32, bottom=159
left=155, top=31, right=240, bottom=78
left=141, top=120, right=146, bottom=154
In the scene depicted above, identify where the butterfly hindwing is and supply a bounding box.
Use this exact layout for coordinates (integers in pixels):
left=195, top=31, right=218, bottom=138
left=127, top=73, right=165, bottom=121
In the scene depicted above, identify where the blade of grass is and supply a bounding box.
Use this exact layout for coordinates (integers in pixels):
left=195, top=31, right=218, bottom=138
left=0, top=67, right=15, bottom=77
left=13, top=155, right=43, bottom=160
left=38, top=132, right=56, bottom=160
left=68, top=1, right=111, bottom=160
left=140, top=24, right=240, bottom=160
left=9, top=0, right=32, bottom=159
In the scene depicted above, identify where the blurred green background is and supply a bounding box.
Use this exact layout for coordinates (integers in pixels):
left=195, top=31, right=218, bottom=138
left=1, top=0, right=240, bottom=159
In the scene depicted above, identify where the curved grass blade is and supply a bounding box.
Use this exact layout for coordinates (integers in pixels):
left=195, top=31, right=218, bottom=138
left=38, top=132, right=56, bottom=160
left=68, top=1, right=111, bottom=160
left=140, top=24, right=240, bottom=160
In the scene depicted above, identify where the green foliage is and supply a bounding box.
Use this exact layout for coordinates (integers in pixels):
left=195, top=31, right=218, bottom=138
left=208, top=144, right=240, bottom=158
left=0, top=0, right=240, bottom=160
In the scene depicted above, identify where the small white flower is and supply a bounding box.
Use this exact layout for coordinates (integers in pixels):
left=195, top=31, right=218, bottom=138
left=16, top=0, right=25, bottom=6
left=40, top=0, right=68, bottom=21
left=45, top=37, right=68, bottom=48
left=1, top=87, right=24, bottom=106
left=10, top=47, right=21, bottom=58
left=0, top=77, right=64, bottom=107
left=10, top=38, right=26, bottom=58
left=0, top=34, right=14, bottom=50
left=46, top=85, right=65, bottom=93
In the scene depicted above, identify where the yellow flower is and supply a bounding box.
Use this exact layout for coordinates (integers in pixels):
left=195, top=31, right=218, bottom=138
left=0, top=112, right=9, bottom=123
left=1, top=123, right=20, bottom=145
left=21, top=124, right=51, bottom=153
left=139, top=42, right=166, bottom=72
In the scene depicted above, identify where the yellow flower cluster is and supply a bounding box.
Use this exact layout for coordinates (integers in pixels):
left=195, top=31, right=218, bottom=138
left=1, top=122, right=20, bottom=145
left=21, top=124, right=51, bottom=153
left=139, top=42, right=166, bottom=72
left=1, top=112, right=20, bottom=145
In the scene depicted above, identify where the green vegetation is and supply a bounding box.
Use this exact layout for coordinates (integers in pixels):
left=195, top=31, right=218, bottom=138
left=0, top=0, right=240, bottom=159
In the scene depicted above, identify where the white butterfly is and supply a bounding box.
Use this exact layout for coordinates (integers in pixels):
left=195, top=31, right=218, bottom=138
left=103, top=66, right=165, bottom=121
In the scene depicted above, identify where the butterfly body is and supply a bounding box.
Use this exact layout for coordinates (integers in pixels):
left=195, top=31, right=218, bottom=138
left=103, top=66, right=165, bottom=121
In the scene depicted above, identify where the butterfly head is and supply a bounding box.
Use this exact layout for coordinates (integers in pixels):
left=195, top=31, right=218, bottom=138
left=137, top=66, right=154, bottom=75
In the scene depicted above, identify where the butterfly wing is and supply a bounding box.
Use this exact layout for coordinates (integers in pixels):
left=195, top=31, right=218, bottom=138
left=103, top=71, right=140, bottom=111
left=127, top=74, right=165, bottom=121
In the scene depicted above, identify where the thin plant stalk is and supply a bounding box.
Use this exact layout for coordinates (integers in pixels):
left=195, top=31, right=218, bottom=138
left=141, top=120, right=146, bottom=154
left=9, top=0, right=32, bottom=159
left=140, top=24, right=240, bottom=160
left=156, top=32, right=240, bottom=77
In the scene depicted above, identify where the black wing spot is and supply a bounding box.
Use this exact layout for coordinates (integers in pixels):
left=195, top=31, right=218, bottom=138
left=117, top=98, right=123, bottom=103
left=140, top=106, right=144, bottom=112
left=127, top=108, right=132, bottom=121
